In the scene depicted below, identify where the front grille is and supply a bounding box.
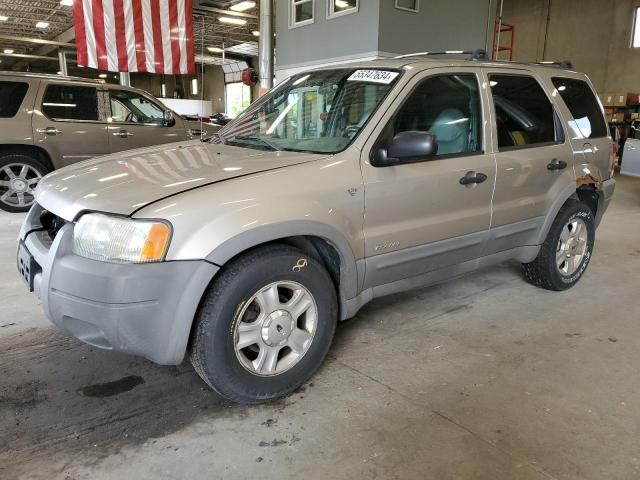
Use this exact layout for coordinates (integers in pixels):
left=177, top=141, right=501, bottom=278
left=39, top=209, right=67, bottom=242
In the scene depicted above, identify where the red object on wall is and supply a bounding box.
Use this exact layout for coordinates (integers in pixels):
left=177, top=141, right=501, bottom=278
left=493, top=21, right=515, bottom=61
left=242, top=68, right=259, bottom=86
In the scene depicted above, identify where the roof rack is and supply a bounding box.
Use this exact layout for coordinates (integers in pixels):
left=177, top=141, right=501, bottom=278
left=393, top=50, right=574, bottom=70
left=395, top=49, right=490, bottom=61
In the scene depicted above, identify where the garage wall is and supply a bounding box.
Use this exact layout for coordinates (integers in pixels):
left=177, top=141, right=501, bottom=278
left=499, top=0, right=640, bottom=92
left=378, top=0, right=497, bottom=55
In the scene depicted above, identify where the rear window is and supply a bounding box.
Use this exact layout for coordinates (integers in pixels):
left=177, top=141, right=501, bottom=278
left=42, top=84, right=99, bottom=121
left=0, top=81, right=29, bottom=118
left=551, top=77, right=607, bottom=139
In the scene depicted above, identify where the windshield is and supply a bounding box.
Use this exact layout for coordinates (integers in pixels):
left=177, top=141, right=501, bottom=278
left=210, top=68, right=401, bottom=153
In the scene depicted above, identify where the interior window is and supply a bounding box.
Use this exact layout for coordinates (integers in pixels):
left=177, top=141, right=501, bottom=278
left=42, top=85, right=99, bottom=121
left=489, top=75, right=558, bottom=149
left=552, top=77, right=607, bottom=139
left=0, top=82, right=29, bottom=118
left=380, top=74, right=482, bottom=157
left=291, top=0, right=314, bottom=26
left=109, top=90, right=164, bottom=124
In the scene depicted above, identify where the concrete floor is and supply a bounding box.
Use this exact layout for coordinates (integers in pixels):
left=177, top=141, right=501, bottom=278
left=1, top=176, right=639, bottom=480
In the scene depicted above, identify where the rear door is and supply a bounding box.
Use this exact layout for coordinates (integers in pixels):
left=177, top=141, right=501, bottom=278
left=32, top=82, right=110, bottom=168
left=484, top=70, right=575, bottom=253
left=107, top=88, right=187, bottom=153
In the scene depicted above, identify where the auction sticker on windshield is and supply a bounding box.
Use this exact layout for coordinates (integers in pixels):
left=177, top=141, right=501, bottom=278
left=347, top=70, right=399, bottom=84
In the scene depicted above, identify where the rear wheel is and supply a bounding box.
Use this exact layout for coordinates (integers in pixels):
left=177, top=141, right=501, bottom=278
left=0, top=154, right=48, bottom=213
left=190, top=244, right=338, bottom=404
left=523, top=199, right=595, bottom=291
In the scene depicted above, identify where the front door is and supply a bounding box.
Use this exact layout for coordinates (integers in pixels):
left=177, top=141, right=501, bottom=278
left=361, top=69, right=496, bottom=289
left=32, top=82, right=110, bottom=168
left=107, top=89, right=186, bottom=153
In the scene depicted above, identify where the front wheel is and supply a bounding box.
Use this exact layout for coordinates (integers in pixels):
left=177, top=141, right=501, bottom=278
left=523, top=199, right=595, bottom=291
left=190, top=244, right=338, bottom=404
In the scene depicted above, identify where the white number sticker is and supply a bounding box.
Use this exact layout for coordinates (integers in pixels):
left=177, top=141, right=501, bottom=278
left=347, top=70, right=400, bottom=85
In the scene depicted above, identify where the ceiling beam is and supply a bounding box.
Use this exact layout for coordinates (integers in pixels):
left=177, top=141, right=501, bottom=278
left=193, top=5, right=258, bottom=19
left=0, top=34, right=75, bottom=49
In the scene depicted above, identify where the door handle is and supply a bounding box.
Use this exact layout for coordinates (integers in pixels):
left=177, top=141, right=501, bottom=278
left=35, top=127, right=62, bottom=136
left=459, top=171, right=488, bottom=187
left=547, top=159, right=568, bottom=171
left=113, top=130, right=134, bottom=138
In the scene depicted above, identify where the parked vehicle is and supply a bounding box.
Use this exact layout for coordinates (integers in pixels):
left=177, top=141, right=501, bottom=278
left=0, top=72, right=204, bottom=212
left=18, top=56, right=615, bottom=404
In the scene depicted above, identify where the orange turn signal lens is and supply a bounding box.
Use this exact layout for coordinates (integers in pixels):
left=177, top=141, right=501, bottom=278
left=140, top=223, right=171, bottom=262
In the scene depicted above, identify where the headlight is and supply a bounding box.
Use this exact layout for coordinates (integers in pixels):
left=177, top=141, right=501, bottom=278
left=72, top=213, right=171, bottom=264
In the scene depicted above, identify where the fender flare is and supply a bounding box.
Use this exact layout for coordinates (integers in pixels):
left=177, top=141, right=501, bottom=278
left=205, top=220, right=361, bottom=300
left=534, top=183, right=578, bottom=245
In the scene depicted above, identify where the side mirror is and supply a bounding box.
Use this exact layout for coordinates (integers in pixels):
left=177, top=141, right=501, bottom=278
left=163, top=110, right=176, bottom=127
left=372, top=131, right=438, bottom=167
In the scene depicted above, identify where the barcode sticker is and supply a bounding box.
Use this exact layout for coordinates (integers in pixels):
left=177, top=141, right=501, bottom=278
left=347, top=70, right=400, bottom=84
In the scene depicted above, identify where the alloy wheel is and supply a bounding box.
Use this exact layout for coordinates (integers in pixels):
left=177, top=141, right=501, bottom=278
left=0, top=163, right=43, bottom=209
left=556, top=217, right=588, bottom=276
left=234, top=281, right=318, bottom=377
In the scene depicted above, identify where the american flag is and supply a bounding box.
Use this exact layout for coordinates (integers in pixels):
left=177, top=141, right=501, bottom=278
left=73, top=0, right=195, bottom=75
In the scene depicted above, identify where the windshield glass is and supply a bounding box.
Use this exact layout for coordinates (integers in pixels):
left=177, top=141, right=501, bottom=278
left=210, top=68, right=401, bottom=153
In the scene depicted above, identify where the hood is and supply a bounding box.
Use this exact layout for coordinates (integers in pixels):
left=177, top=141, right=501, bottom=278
left=36, top=140, right=329, bottom=221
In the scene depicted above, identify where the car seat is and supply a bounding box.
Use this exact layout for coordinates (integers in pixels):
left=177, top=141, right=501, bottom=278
left=429, top=109, right=469, bottom=155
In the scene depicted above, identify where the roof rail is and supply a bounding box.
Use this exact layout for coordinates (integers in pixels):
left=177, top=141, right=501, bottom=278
left=395, top=49, right=490, bottom=61
left=534, top=60, right=574, bottom=70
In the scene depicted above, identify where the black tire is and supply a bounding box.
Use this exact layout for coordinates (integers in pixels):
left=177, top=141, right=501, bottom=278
left=523, top=199, right=595, bottom=291
left=0, top=153, right=49, bottom=213
left=190, top=244, right=338, bottom=404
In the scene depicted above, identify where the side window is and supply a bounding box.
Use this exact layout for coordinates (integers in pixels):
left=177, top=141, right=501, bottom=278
left=551, top=77, right=608, bottom=139
left=42, top=85, right=99, bottom=121
left=382, top=74, right=483, bottom=157
left=0, top=81, right=29, bottom=118
left=109, top=90, right=165, bottom=124
left=489, top=75, right=559, bottom=149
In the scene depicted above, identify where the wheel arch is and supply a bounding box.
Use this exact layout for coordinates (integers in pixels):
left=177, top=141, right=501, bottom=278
left=205, top=221, right=361, bottom=314
left=0, top=144, right=55, bottom=172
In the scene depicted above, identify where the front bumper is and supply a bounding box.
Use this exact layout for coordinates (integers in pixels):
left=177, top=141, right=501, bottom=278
left=595, top=178, right=616, bottom=228
left=18, top=208, right=219, bottom=365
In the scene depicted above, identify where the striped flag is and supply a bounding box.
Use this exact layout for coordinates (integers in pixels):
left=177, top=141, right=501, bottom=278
left=73, top=0, right=195, bottom=75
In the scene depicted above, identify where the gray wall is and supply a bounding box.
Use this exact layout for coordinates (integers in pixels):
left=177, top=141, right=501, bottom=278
left=275, top=0, right=496, bottom=74
left=378, top=0, right=497, bottom=55
left=275, top=0, right=381, bottom=70
left=499, top=0, right=640, bottom=93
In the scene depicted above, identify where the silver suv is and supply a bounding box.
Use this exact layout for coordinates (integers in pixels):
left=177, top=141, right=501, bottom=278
left=0, top=72, right=209, bottom=212
left=17, top=56, right=616, bottom=404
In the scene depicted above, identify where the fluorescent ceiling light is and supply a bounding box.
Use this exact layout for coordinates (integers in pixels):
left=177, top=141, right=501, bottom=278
left=191, top=78, right=198, bottom=95
left=219, top=17, right=247, bottom=25
left=252, top=30, right=260, bottom=36
left=99, top=73, right=107, bottom=78
left=60, top=0, right=73, bottom=5
left=230, top=1, right=256, bottom=11
left=335, top=0, right=349, bottom=8
left=36, top=21, right=50, bottom=28
left=0, top=15, right=8, bottom=21
left=4, top=48, right=14, bottom=54
left=207, top=46, right=224, bottom=53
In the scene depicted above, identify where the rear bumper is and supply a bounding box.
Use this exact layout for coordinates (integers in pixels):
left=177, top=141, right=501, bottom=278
left=595, top=178, right=616, bottom=228
left=19, top=213, right=218, bottom=365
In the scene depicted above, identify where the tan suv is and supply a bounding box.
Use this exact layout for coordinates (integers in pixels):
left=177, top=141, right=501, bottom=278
left=0, top=72, right=211, bottom=212
left=18, top=54, right=616, bottom=404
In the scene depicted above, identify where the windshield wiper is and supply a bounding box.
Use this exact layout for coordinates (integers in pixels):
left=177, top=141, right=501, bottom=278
left=233, top=134, right=283, bottom=152
left=205, top=132, right=227, bottom=144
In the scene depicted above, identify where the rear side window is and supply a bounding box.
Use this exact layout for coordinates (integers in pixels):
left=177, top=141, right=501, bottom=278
left=42, top=85, right=99, bottom=121
left=551, top=77, right=607, bottom=139
left=489, top=74, right=559, bottom=150
left=0, top=81, right=29, bottom=118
